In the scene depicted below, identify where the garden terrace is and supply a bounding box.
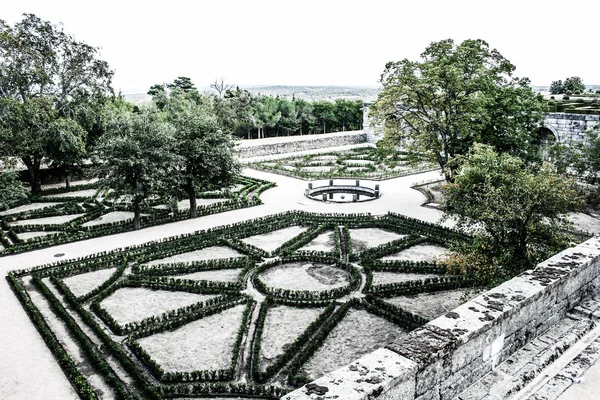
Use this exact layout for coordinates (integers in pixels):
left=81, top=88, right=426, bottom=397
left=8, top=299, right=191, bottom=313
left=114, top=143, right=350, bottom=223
left=249, top=146, right=438, bottom=180
left=7, top=211, right=474, bottom=399
left=0, top=175, right=274, bottom=256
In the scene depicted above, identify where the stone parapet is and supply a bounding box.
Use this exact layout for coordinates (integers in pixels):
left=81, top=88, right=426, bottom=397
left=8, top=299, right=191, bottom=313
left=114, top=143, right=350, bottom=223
left=282, top=237, right=600, bottom=400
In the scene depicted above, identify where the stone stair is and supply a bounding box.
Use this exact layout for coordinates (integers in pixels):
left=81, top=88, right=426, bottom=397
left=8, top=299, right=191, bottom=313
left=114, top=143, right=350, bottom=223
left=456, top=298, right=600, bottom=400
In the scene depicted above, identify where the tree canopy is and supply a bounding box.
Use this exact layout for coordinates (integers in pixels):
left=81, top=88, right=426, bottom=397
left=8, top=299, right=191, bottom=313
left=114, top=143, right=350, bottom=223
left=0, top=13, right=113, bottom=193
left=442, top=144, right=582, bottom=284
left=370, top=39, right=547, bottom=181
left=550, top=76, right=586, bottom=95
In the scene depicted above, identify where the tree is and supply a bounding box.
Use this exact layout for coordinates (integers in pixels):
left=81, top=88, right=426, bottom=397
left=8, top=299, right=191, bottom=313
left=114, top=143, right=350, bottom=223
left=370, top=39, right=547, bottom=181
left=210, top=78, right=233, bottom=99
left=443, top=144, right=582, bottom=284
left=296, top=100, right=317, bottom=135
left=94, top=107, right=181, bottom=230
left=312, top=101, right=336, bottom=134
left=0, top=14, right=113, bottom=193
left=255, top=96, right=281, bottom=138
left=0, top=171, right=28, bottom=210
left=277, top=99, right=300, bottom=136
left=550, top=80, right=564, bottom=95
left=165, top=89, right=240, bottom=217
left=563, top=76, right=586, bottom=94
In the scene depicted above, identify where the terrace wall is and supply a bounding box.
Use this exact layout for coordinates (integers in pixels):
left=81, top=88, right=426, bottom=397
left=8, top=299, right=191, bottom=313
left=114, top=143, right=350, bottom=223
left=545, top=112, right=600, bottom=144
left=282, top=237, right=600, bottom=400
left=237, top=131, right=368, bottom=159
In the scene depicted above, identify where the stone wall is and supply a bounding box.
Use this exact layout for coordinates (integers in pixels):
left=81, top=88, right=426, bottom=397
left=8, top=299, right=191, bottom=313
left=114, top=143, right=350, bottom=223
left=544, top=112, right=600, bottom=144
left=237, top=131, right=367, bottom=159
left=282, top=237, right=600, bottom=400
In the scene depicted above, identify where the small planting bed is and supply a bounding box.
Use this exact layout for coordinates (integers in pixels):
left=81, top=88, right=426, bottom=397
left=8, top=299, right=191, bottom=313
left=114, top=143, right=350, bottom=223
left=298, top=231, right=336, bottom=252
left=63, top=268, right=117, bottom=298
left=371, top=272, right=441, bottom=286
left=8, top=213, right=85, bottom=226
left=349, top=228, right=407, bottom=253
left=385, top=289, right=475, bottom=320
left=258, top=262, right=350, bottom=292
left=241, top=226, right=307, bottom=253
left=168, top=268, right=243, bottom=283
left=381, top=243, right=449, bottom=262
left=146, top=246, right=245, bottom=265
left=100, top=288, right=217, bottom=326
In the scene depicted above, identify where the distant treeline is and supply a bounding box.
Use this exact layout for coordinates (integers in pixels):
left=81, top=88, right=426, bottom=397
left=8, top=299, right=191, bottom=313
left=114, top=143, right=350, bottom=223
left=148, top=79, right=364, bottom=139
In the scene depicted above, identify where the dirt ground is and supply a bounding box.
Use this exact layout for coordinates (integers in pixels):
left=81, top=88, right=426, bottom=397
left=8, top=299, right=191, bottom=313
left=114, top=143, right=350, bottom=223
left=99, top=287, right=217, bottom=326
left=385, top=289, right=477, bottom=320
left=169, top=268, right=243, bottom=282
left=381, top=243, right=449, bottom=262
left=349, top=228, right=406, bottom=253
left=16, top=231, right=59, bottom=241
left=303, top=309, right=407, bottom=381
left=8, top=213, right=85, bottom=226
left=145, top=246, right=245, bottom=265
left=63, top=267, right=117, bottom=297
left=259, top=262, right=350, bottom=291
left=298, top=231, right=335, bottom=252
left=241, top=225, right=307, bottom=253
left=136, top=304, right=246, bottom=372
left=260, top=305, right=324, bottom=370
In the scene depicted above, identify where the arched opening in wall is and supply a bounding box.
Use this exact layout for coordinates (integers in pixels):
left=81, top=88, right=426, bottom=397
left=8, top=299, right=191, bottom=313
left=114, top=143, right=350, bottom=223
left=536, top=127, right=557, bottom=160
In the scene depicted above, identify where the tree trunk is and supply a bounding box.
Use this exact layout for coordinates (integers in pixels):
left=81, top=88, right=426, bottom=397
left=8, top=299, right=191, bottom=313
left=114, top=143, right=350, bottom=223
left=323, top=121, right=326, bottom=134
left=65, top=167, right=71, bottom=189
left=186, top=177, right=197, bottom=217
left=133, top=198, right=142, bottom=230
left=22, top=156, right=42, bottom=195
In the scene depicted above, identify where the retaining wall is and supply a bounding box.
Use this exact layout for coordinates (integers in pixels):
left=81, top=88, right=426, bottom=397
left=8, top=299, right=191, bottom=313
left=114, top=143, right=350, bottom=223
left=237, top=131, right=367, bottom=159
left=283, top=237, right=600, bottom=400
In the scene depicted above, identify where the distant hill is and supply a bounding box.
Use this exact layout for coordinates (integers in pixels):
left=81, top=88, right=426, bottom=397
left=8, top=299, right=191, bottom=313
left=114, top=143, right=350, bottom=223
left=123, top=85, right=381, bottom=103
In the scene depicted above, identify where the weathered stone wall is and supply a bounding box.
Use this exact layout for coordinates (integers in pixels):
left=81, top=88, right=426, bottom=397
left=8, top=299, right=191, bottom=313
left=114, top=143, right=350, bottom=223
left=544, top=112, right=600, bottom=144
left=237, top=131, right=367, bottom=159
left=282, top=237, right=600, bottom=400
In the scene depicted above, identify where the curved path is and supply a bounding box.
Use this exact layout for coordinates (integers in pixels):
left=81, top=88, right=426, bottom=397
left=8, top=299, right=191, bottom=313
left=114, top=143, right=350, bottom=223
left=0, top=167, right=444, bottom=399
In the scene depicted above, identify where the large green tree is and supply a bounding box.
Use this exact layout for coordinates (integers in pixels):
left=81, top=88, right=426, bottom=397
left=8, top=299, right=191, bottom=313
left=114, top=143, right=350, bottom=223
left=163, top=88, right=240, bottom=217
left=370, top=39, right=547, bottom=181
left=443, top=144, right=582, bottom=283
left=0, top=171, right=28, bottom=210
left=0, top=14, right=113, bottom=193
left=94, top=107, right=181, bottom=230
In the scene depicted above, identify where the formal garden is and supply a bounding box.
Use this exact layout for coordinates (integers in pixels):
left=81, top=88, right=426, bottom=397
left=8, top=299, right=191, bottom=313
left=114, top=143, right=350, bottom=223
left=7, top=211, right=476, bottom=399
left=249, top=146, right=438, bottom=180
left=0, top=175, right=274, bottom=256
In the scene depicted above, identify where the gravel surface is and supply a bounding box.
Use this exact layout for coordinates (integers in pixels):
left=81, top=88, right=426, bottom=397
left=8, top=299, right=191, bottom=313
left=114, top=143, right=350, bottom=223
left=8, top=213, right=85, bottom=226
left=43, top=189, right=97, bottom=199
left=168, top=268, right=243, bottom=283
left=16, top=231, right=60, bottom=241
left=303, top=309, right=406, bottom=381
left=81, top=211, right=144, bottom=227
left=146, top=246, right=245, bottom=266
left=260, top=305, right=324, bottom=369
left=259, top=262, right=350, bottom=291
left=298, top=231, right=335, bottom=252
left=0, top=202, right=62, bottom=216
left=100, top=288, right=217, bottom=326
left=241, top=225, right=307, bottom=253
left=349, top=228, right=407, bottom=253
left=381, top=244, right=449, bottom=262
left=136, top=304, right=246, bottom=372
left=372, top=272, right=441, bottom=286
left=63, top=268, right=117, bottom=298
left=385, top=289, right=475, bottom=320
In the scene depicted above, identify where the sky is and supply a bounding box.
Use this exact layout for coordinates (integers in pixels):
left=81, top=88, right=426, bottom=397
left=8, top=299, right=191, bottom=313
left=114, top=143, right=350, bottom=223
left=2, top=0, right=599, bottom=94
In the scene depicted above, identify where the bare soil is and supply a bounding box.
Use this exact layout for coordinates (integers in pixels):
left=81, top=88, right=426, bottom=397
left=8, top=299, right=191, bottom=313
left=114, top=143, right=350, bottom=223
left=0, top=202, right=62, bottom=216
left=259, top=262, right=350, bottom=291
left=145, top=246, right=245, bottom=265
left=8, top=214, right=85, bottom=226
left=16, top=231, right=60, bottom=241
left=43, top=189, right=98, bottom=199
left=63, top=268, right=117, bottom=297
left=241, top=226, right=307, bottom=253
left=99, top=288, right=217, bottom=326
left=260, top=305, right=324, bottom=370
left=303, top=309, right=407, bottom=381
left=168, top=268, right=243, bottom=283
left=371, top=272, right=441, bottom=286
left=81, top=211, right=146, bottom=227
left=298, top=231, right=335, bottom=252
left=136, top=304, right=246, bottom=373
left=381, top=244, right=449, bottom=262
left=385, top=289, right=476, bottom=320
left=349, top=228, right=407, bottom=253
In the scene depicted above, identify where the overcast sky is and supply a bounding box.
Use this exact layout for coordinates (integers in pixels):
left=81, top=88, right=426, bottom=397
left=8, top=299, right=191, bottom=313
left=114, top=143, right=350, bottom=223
left=3, top=0, right=599, bottom=93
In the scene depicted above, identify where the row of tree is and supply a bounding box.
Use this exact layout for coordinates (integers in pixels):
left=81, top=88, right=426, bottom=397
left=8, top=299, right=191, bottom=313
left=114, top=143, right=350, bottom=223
left=150, top=80, right=363, bottom=139
left=549, top=76, right=587, bottom=95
